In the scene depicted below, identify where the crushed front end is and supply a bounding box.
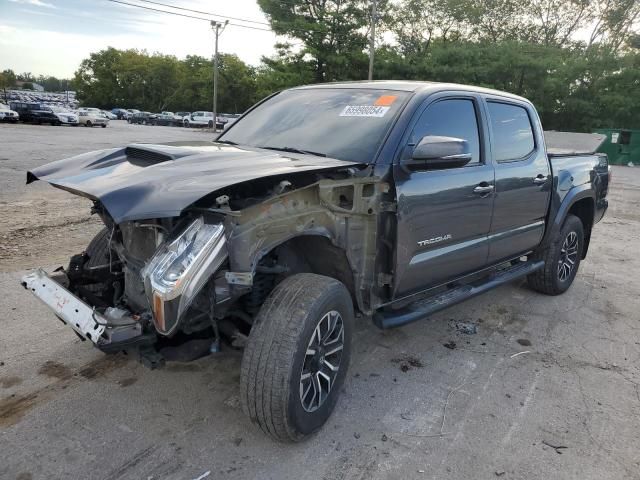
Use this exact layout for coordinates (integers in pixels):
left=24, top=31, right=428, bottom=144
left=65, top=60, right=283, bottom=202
left=22, top=206, right=232, bottom=367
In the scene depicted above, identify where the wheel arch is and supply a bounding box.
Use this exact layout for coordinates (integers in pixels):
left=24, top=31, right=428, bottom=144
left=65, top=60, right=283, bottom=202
left=542, top=185, right=595, bottom=258
left=567, top=197, right=595, bottom=259
left=252, top=233, right=358, bottom=309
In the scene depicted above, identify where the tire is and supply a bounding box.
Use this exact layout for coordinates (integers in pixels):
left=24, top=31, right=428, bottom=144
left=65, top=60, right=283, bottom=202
left=527, top=214, right=584, bottom=295
left=240, top=273, right=353, bottom=442
left=86, top=120, right=92, bottom=127
left=184, top=120, right=189, bottom=128
left=208, top=120, right=214, bottom=128
left=101, top=124, right=107, bottom=128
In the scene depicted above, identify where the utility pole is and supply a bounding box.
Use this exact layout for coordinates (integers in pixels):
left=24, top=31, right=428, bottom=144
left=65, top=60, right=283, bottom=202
left=368, top=0, right=377, bottom=81
left=211, top=20, right=228, bottom=131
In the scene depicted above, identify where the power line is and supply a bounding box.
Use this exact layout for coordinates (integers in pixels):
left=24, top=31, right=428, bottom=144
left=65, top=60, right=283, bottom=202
left=105, top=0, right=370, bottom=41
left=105, top=0, right=273, bottom=31
left=132, top=0, right=271, bottom=26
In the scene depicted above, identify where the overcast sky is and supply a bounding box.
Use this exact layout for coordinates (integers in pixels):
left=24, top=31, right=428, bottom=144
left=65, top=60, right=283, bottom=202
left=0, top=0, right=280, bottom=78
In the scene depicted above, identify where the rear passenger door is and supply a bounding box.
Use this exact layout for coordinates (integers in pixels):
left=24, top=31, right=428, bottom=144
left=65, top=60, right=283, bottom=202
left=393, top=94, right=495, bottom=297
left=485, top=99, right=551, bottom=264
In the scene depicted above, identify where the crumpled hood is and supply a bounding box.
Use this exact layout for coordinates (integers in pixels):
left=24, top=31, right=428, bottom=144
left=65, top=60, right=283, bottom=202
left=27, top=142, right=359, bottom=223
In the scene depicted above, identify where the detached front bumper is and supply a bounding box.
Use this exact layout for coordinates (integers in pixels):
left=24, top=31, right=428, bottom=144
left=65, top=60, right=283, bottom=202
left=21, top=269, right=151, bottom=353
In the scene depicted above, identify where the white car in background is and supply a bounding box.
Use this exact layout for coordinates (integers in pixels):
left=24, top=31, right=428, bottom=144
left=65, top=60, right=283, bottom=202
left=78, top=107, right=102, bottom=114
left=0, top=103, right=19, bottom=122
left=183, top=111, right=215, bottom=128
left=77, top=111, right=109, bottom=128
left=47, top=105, right=79, bottom=126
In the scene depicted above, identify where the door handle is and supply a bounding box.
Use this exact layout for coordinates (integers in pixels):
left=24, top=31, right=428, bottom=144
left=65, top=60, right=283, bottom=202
left=473, top=184, right=494, bottom=194
left=533, top=175, right=547, bottom=185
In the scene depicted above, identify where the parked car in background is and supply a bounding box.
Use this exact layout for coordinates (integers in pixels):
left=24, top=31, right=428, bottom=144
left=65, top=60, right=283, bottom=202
left=78, top=107, right=102, bottom=115
left=154, top=111, right=181, bottom=126
left=10, top=102, right=60, bottom=125
left=183, top=111, right=215, bottom=128
left=47, top=105, right=79, bottom=126
left=0, top=103, right=19, bottom=123
left=221, top=113, right=241, bottom=130
left=101, top=110, right=117, bottom=120
left=175, top=112, right=190, bottom=126
left=77, top=111, right=109, bottom=128
left=111, top=108, right=130, bottom=120
left=128, top=111, right=155, bottom=125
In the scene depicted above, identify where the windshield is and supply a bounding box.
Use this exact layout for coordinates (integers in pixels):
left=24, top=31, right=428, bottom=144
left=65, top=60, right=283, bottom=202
left=219, top=88, right=409, bottom=163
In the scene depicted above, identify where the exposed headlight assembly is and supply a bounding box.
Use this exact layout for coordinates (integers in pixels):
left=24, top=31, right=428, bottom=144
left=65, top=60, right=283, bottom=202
left=142, top=217, right=227, bottom=335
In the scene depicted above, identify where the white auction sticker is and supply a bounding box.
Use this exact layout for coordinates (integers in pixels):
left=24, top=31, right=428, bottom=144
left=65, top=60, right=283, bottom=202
left=340, top=105, right=390, bottom=117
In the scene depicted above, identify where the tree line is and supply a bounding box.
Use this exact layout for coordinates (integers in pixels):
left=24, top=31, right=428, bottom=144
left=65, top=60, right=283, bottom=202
left=4, top=0, right=639, bottom=131
left=1, top=70, right=72, bottom=92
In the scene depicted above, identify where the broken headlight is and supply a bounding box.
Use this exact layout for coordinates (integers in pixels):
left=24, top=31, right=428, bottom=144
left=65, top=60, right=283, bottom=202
left=142, top=217, right=227, bottom=335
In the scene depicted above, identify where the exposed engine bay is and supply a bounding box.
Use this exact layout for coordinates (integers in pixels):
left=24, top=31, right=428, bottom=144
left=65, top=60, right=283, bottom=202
left=24, top=146, right=391, bottom=367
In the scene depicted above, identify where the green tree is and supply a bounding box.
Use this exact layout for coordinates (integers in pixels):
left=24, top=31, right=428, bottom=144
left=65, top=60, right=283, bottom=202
left=254, top=43, right=315, bottom=100
left=73, top=48, right=258, bottom=113
left=1, top=69, right=17, bottom=88
left=257, top=0, right=375, bottom=82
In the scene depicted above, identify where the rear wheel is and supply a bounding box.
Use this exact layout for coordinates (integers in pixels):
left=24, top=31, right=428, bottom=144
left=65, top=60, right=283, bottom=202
left=208, top=120, right=214, bottom=128
left=527, top=214, right=584, bottom=295
left=240, top=273, right=353, bottom=442
left=86, top=120, right=92, bottom=127
left=101, top=124, right=107, bottom=128
left=184, top=120, right=190, bottom=128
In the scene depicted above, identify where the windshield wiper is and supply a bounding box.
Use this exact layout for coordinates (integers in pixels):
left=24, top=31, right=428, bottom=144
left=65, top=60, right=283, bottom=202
left=259, top=146, right=327, bottom=157
left=215, top=140, right=239, bottom=146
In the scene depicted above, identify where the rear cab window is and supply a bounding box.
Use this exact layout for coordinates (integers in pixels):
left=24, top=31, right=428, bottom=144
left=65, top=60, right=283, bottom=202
left=487, top=102, right=535, bottom=162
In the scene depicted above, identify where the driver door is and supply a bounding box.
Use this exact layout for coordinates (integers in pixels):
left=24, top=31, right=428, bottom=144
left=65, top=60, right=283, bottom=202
left=393, top=95, right=495, bottom=298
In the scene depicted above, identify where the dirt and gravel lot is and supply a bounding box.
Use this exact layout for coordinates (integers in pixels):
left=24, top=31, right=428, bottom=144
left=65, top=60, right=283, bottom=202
left=0, top=122, right=639, bottom=480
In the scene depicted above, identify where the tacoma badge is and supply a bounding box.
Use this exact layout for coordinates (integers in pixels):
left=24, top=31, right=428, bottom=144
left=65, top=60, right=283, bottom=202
left=418, top=234, right=452, bottom=247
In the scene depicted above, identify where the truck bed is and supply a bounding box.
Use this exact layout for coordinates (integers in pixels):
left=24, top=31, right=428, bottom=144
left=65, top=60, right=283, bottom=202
left=544, top=131, right=606, bottom=157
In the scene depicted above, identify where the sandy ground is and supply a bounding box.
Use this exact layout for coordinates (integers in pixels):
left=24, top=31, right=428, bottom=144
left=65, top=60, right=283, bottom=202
left=0, top=122, right=638, bottom=480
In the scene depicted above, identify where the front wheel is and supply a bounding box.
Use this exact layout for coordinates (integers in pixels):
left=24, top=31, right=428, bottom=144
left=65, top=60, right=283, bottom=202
left=527, top=214, right=584, bottom=295
left=240, top=273, right=353, bottom=442
left=86, top=120, right=92, bottom=127
left=101, top=124, right=107, bottom=128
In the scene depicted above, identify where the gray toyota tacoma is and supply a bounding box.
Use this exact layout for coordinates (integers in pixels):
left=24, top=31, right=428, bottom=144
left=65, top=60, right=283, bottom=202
left=22, top=81, right=610, bottom=441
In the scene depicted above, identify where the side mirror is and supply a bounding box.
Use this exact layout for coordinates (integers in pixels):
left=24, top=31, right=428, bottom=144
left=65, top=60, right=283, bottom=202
left=406, top=135, right=472, bottom=170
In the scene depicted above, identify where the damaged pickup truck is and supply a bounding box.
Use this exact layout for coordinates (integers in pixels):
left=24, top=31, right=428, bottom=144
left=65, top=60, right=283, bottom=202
left=22, top=82, right=610, bottom=441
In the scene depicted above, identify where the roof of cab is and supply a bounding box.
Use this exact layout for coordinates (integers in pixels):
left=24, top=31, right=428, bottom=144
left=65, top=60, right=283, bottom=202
left=293, top=80, right=530, bottom=104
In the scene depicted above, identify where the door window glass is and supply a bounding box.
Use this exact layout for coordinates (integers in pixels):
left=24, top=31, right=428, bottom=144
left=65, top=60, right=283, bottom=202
left=410, top=99, right=482, bottom=165
left=487, top=102, right=535, bottom=162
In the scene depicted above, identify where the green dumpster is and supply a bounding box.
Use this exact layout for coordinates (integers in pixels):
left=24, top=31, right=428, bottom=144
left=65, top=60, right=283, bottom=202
left=593, top=128, right=640, bottom=165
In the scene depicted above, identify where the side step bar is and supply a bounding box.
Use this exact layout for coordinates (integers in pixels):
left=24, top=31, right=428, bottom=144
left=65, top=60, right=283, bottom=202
left=373, top=260, right=544, bottom=329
